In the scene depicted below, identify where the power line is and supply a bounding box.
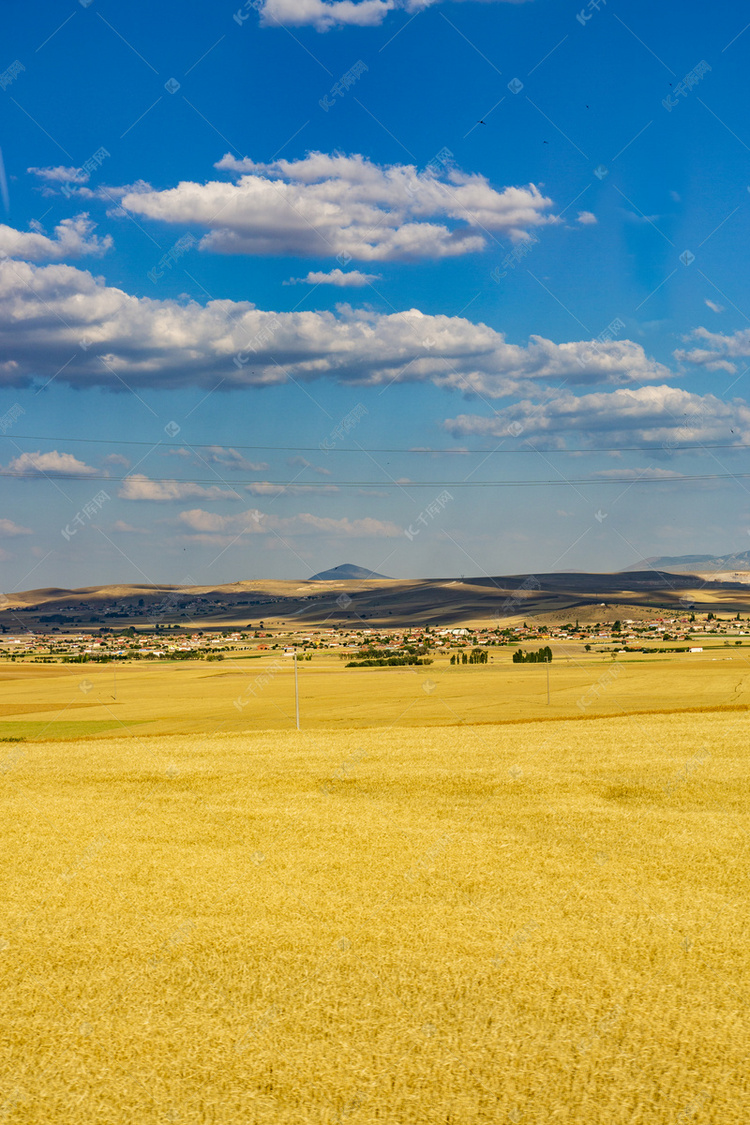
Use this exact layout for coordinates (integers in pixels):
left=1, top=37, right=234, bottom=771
left=1, top=434, right=748, bottom=455
left=3, top=471, right=750, bottom=486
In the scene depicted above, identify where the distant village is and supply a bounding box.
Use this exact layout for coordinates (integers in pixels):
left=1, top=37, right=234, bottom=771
left=1, top=612, right=748, bottom=662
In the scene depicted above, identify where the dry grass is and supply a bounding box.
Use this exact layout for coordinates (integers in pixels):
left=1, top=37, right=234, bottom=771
left=1, top=711, right=748, bottom=1123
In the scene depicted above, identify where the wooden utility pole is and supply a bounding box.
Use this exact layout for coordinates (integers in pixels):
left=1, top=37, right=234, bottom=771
left=294, top=651, right=300, bottom=731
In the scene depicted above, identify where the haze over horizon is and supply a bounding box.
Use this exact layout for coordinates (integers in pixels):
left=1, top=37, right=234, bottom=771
left=2, top=0, right=750, bottom=591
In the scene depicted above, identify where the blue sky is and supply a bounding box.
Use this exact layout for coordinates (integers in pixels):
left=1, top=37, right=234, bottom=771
left=1, top=0, right=750, bottom=589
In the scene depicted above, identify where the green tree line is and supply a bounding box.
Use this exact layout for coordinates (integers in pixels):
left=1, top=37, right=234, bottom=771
left=512, top=647, right=552, bottom=664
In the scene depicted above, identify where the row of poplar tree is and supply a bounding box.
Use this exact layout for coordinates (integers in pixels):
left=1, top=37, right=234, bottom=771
left=512, top=647, right=553, bottom=663
left=450, top=648, right=489, bottom=664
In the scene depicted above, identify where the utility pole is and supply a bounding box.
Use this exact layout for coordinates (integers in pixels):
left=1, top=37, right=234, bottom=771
left=294, top=650, right=300, bottom=731
left=546, top=660, right=550, bottom=705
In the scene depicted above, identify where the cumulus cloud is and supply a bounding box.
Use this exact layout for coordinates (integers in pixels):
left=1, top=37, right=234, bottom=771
left=259, top=0, right=394, bottom=27
left=79, top=180, right=153, bottom=209
left=284, top=269, right=381, bottom=287
left=178, top=507, right=401, bottom=542
left=0, top=215, right=112, bottom=261
left=675, top=327, right=750, bottom=373
left=258, top=0, right=529, bottom=31
left=3, top=450, right=99, bottom=477
left=184, top=446, right=269, bottom=473
left=27, top=165, right=90, bottom=184
left=0, top=518, right=32, bottom=536
left=704, top=299, right=724, bottom=314
left=0, top=259, right=672, bottom=398
left=120, top=152, right=556, bottom=260
left=576, top=211, right=597, bottom=225
left=118, top=474, right=239, bottom=501
left=444, top=385, right=750, bottom=447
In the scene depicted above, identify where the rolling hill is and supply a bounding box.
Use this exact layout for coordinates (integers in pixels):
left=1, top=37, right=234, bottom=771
left=3, top=569, right=750, bottom=631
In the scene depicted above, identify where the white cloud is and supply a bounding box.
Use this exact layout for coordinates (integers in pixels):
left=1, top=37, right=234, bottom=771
left=80, top=180, right=153, bottom=210
left=0, top=215, right=112, bottom=261
left=284, top=268, right=381, bottom=287
left=260, top=0, right=393, bottom=27
left=0, top=259, right=672, bottom=398
left=30, top=176, right=153, bottom=206
left=87, top=181, right=152, bottom=207
left=178, top=507, right=401, bottom=542
left=242, top=482, right=289, bottom=496
left=179, top=508, right=264, bottom=534
left=0, top=518, right=32, bottom=536
left=206, top=449, right=269, bottom=472
left=592, top=467, right=684, bottom=479
left=621, top=209, right=662, bottom=225
left=576, top=211, right=597, bottom=225
left=445, top=385, right=750, bottom=446
left=27, top=165, right=90, bottom=184
left=288, top=456, right=332, bottom=476
left=3, top=450, right=99, bottom=477
left=296, top=515, right=402, bottom=537
left=120, top=152, right=556, bottom=260
left=704, top=299, right=724, bottom=314
left=182, top=445, right=269, bottom=472
left=296, top=513, right=400, bottom=535
left=103, top=452, right=131, bottom=468
left=118, top=475, right=240, bottom=501
left=258, top=0, right=529, bottom=31
left=111, top=520, right=150, bottom=534
left=244, top=481, right=339, bottom=495
left=675, top=327, right=750, bottom=373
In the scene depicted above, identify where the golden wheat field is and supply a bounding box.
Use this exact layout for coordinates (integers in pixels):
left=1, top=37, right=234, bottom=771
left=2, top=649, right=750, bottom=739
left=1, top=703, right=748, bottom=1123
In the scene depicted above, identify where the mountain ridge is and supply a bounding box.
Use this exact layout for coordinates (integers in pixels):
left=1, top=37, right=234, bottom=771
left=621, top=550, right=750, bottom=573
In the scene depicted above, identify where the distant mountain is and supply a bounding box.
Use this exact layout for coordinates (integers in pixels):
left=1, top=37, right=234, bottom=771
left=621, top=551, right=750, bottom=574
left=309, top=563, right=392, bottom=581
